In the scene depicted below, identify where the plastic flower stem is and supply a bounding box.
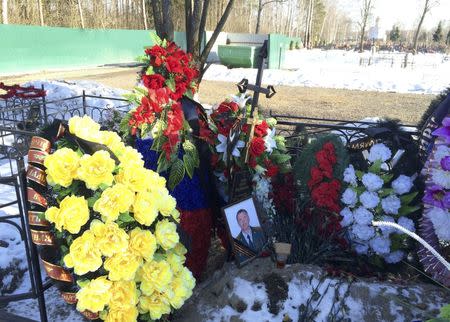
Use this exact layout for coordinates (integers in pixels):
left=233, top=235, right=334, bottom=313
left=372, top=221, right=450, bottom=271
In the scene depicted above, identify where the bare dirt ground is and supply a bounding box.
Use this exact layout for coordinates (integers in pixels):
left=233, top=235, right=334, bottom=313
left=2, top=66, right=435, bottom=125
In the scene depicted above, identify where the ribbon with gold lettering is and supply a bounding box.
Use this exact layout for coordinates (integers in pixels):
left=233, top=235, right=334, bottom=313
left=30, top=136, right=51, bottom=153
left=28, top=211, right=50, bottom=227
left=28, top=149, right=48, bottom=166
left=60, top=291, right=77, bottom=305
left=27, top=187, right=48, bottom=208
left=81, top=310, right=99, bottom=320
left=26, top=165, right=47, bottom=187
left=41, top=259, right=74, bottom=283
left=30, top=229, right=55, bottom=246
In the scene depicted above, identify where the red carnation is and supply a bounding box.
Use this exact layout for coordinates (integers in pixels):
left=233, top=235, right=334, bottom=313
left=248, top=157, right=257, bottom=169
left=266, top=164, right=279, bottom=177
left=249, top=137, right=266, bottom=157
left=165, top=56, right=183, bottom=74
left=146, top=45, right=166, bottom=58
left=142, top=74, right=166, bottom=90
left=307, top=166, right=323, bottom=189
left=254, top=121, right=269, bottom=137
left=211, top=154, right=219, bottom=167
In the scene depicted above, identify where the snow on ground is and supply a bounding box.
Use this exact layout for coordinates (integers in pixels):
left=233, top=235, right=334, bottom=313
left=203, top=49, right=450, bottom=94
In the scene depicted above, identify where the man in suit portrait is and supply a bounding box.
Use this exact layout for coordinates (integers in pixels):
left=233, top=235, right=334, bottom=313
left=235, top=209, right=266, bottom=253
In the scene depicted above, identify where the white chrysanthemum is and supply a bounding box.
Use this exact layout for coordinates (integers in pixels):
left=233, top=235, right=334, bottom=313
left=381, top=195, right=401, bottom=215
left=362, top=173, right=384, bottom=192
left=391, top=175, right=413, bottom=195
left=397, top=216, right=415, bottom=233
left=359, top=191, right=380, bottom=209
left=352, top=224, right=375, bottom=241
left=431, top=169, right=450, bottom=189
left=340, top=207, right=354, bottom=227
left=369, top=236, right=391, bottom=255
left=354, top=243, right=369, bottom=255
left=427, top=207, right=450, bottom=241
left=343, top=165, right=357, bottom=186
left=378, top=216, right=396, bottom=236
left=384, top=250, right=405, bottom=264
left=368, top=143, right=392, bottom=163
left=353, top=207, right=374, bottom=225
left=434, top=145, right=450, bottom=163
left=341, top=188, right=358, bottom=206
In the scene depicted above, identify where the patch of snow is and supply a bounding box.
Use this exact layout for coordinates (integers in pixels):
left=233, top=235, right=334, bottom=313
left=204, top=49, right=450, bottom=95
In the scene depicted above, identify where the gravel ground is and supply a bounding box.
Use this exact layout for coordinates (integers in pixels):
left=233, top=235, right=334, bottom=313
left=2, top=66, right=435, bottom=124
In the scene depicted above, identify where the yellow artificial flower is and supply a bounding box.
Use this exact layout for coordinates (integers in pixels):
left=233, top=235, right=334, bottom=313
left=133, top=192, right=159, bottom=226
left=104, top=306, right=139, bottom=322
left=93, top=183, right=134, bottom=222
left=68, top=115, right=101, bottom=143
left=128, top=227, right=157, bottom=261
left=76, top=276, right=112, bottom=313
left=157, top=192, right=177, bottom=217
left=138, top=260, right=173, bottom=296
left=155, top=219, right=179, bottom=250
left=64, top=231, right=102, bottom=275
left=109, top=280, right=139, bottom=309
left=104, top=251, right=142, bottom=281
left=180, top=266, right=196, bottom=292
left=115, top=166, right=149, bottom=193
left=77, top=150, right=115, bottom=190
left=44, top=147, right=80, bottom=187
left=173, top=243, right=188, bottom=257
left=166, top=275, right=190, bottom=309
left=48, top=195, right=89, bottom=234
left=99, top=131, right=123, bottom=154
left=44, top=207, right=63, bottom=231
left=90, top=220, right=129, bottom=257
left=146, top=170, right=167, bottom=193
left=116, top=146, right=145, bottom=168
left=166, top=251, right=185, bottom=274
left=170, top=208, right=180, bottom=222
left=138, top=292, right=171, bottom=320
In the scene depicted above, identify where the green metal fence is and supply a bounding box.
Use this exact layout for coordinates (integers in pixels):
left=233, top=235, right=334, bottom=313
left=0, top=25, right=187, bottom=75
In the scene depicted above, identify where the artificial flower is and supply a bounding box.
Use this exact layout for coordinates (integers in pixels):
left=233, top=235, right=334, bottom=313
left=426, top=207, right=450, bottom=240
left=340, top=207, right=354, bottom=227
left=48, top=195, right=89, bottom=234
left=351, top=224, right=375, bottom=241
left=104, top=251, right=142, bottom=281
left=391, top=175, right=413, bottom=195
left=423, top=184, right=446, bottom=208
left=432, top=116, right=450, bottom=144
left=383, top=250, right=405, bottom=264
left=362, top=173, right=384, bottom=192
left=105, top=306, right=139, bottom=322
left=378, top=216, right=396, bottom=236
left=155, top=219, right=179, bottom=250
left=90, top=220, right=129, bottom=257
left=109, top=280, right=139, bottom=309
left=369, top=236, right=391, bottom=255
left=64, top=231, right=102, bottom=275
left=68, top=115, right=101, bottom=143
left=264, top=128, right=277, bottom=153
left=138, top=293, right=171, bottom=320
left=397, top=216, right=415, bottom=233
left=431, top=168, right=450, bottom=189
left=341, top=188, right=357, bottom=206
left=343, top=164, right=357, bottom=186
left=434, top=145, right=450, bottom=163
left=138, top=260, right=173, bottom=295
left=76, top=276, right=112, bottom=313
left=367, top=143, right=392, bottom=163
left=133, top=192, right=159, bottom=226
left=44, top=147, right=80, bottom=187
left=215, top=133, right=245, bottom=161
left=115, top=166, right=150, bottom=193
left=128, top=227, right=157, bottom=261
left=77, top=150, right=115, bottom=190
left=353, top=207, right=374, bottom=225
left=381, top=195, right=401, bottom=215
left=354, top=243, right=369, bottom=255
left=441, top=156, right=450, bottom=171
left=359, top=191, right=380, bottom=209
left=93, top=184, right=134, bottom=222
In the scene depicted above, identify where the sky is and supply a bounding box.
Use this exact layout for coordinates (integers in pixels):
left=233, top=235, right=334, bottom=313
left=338, top=0, right=450, bottom=31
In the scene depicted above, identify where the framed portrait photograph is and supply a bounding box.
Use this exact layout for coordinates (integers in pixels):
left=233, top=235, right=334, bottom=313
left=222, top=196, right=268, bottom=267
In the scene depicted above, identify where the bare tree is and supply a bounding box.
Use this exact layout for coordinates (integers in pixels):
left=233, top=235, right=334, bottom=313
left=37, top=0, right=44, bottom=26
left=304, top=0, right=315, bottom=48
left=413, top=0, right=439, bottom=54
left=2, top=0, right=7, bottom=24
left=77, top=0, right=84, bottom=28
left=255, top=0, right=286, bottom=34
left=142, top=0, right=148, bottom=29
left=152, top=0, right=235, bottom=81
left=358, top=0, right=374, bottom=52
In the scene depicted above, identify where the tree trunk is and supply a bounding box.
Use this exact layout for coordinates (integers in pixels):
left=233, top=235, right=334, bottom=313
left=413, top=0, right=429, bottom=54
left=142, top=0, right=148, bottom=29
left=77, top=0, right=84, bottom=28
left=255, top=0, right=262, bottom=34
left=37, top=0, right=44, bottom=26
left=359, top=21, right=366, bottom=52
left=161, top=0, right=173, bottom=40
left=2, top=0, right=7, bottom=24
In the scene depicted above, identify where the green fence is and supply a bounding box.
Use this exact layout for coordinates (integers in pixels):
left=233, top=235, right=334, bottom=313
left=0, top=25, right=187, bottom=75
left=268, top=34, right=301, bottom=69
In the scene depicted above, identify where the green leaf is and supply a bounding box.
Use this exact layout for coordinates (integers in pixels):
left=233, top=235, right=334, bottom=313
left=382, top=173, right=394, bottom=184
left=355, top=170, right=364, bottom=180
left=153, top=253, right=165, bottom=262
left=118, top=212, right=135, bottom=223
left=157, top=152, right=171, bottom=173
left=77, top=279, right=90, bottom=288
left=398, top=205, right=421, bottom=216
left=168, top=158, right=185, bottom=190
left=146, top=66, right=155, bottom=75
left=369, top=159, right=382, bottom=174
left=98, top=183, right=110, bottom=191
left=183, top=154, right=195, bottom=179
left=440, top=304, right=450, bottom=319
left=165, top=78, right=176, bottom=92
left=270, top=153, right=291, bottom=164
left=185, top=89, right=193, bottom=99
left=183, top=140, right=199, bottom=167
left=379, top=188, right=394, bottom=198
left=161, top=38, right=167, bottom=47
left=149, top=32, right=162, bottom=45
left=400, top=191, right=419, bottom=205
